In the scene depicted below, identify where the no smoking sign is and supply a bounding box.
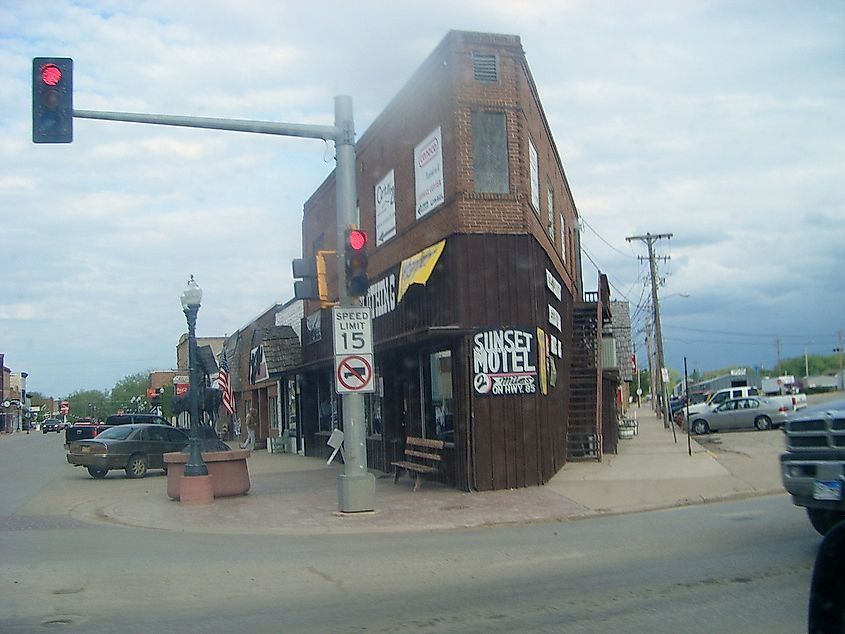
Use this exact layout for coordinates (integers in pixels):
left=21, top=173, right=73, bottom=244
left=335, top=354, right=375, bottom=393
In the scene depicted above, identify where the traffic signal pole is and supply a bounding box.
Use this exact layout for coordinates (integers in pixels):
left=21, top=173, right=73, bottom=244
left=333, top=96, right=376, bottom=512
left=70, top=95, right=375, bottom=512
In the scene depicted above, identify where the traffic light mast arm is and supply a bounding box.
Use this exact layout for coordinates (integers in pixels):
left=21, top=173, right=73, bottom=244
left=73, top=109, right=339, bottom=142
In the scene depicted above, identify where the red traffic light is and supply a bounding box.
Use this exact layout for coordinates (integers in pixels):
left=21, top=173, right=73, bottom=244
left=347, top=229, right=367, bottom=251
left=41, top=64, right=62, bottom=86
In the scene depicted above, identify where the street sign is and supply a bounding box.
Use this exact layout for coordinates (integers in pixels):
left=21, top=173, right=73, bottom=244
left=332, top=307, right=373, bottom=356
left=60, top=400, right=69, bottom=415
left=335, top=353, right=375, bottom=393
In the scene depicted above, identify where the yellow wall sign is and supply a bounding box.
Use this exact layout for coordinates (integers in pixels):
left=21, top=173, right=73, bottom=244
left=396, top=239, right=446, bottom=302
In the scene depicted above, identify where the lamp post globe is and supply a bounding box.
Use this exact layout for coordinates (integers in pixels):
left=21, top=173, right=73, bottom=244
left=181, top=275, right=208, bottom=477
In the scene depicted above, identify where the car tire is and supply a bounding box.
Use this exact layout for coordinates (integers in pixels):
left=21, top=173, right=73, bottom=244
left=42, top=429, right=47, bottom=434
left=125, top=454, right=148, bottom=479
left=87, top=467, right=108, bottom=479
left=754, top=415, right=772, bottom=431
left=691, top=419, right=710, bottom=435
left=807, top=508, right=845, bottom=536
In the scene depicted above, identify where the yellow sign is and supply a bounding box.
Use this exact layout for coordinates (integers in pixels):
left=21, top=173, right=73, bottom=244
left=397, top=240, right=446, bottom=302
left=537, top=327, right=548, bottom=395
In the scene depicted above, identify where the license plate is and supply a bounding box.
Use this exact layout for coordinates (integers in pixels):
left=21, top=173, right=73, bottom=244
left=81, top=446, right=90, bottom=454
left=813, top=479, right=843, bottom=501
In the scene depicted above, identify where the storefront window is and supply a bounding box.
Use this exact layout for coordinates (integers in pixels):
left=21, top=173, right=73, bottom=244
left=425, top=350, right=453, bottom=442
left=316, top=372, right=335, bottom=432
left=366, top=370, right=384, bottom=437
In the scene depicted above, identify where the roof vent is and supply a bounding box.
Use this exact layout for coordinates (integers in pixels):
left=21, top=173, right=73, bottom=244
left=473, top=53, right=498, bottom=82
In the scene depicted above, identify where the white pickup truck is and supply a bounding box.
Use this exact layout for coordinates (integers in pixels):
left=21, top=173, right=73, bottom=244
left=679, top=385, right=806, bottom=422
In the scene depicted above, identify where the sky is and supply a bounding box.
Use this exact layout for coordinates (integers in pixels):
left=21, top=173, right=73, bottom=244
left=1, top=1, right=843, bottom=397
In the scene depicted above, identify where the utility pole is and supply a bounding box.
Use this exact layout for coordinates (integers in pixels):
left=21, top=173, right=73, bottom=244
left=835, top=331, right=844, bottom=391
left=627, top=232, right=672, bottom=426
left=775, top=337, right=782, bottom=373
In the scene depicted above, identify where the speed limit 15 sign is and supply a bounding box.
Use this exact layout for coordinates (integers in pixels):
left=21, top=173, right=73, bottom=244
left=332, top=307, right=373, bottom=356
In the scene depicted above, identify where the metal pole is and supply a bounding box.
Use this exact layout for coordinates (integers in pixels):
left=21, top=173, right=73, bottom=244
left=334, top=96, right=375, bottom=512
left=183, top=304, right=208, bottom=477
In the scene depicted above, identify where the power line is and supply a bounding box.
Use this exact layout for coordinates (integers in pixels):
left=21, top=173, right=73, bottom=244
left=663, top=324, right=837, bottom=340
left=581, top=217, right=637, bottom=260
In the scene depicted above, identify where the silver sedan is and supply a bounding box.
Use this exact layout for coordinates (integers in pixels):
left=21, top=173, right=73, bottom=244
left=689, top=397, right=790, bottom=435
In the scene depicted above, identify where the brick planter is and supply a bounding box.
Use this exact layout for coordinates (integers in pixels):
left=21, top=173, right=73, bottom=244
left=164, top=450, right=251, bottom=500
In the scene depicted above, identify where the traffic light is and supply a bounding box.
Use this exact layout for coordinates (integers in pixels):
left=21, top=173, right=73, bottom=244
left=345, top=228, right=369, bottom=297
left=32, top=57, right=73, bottom=143
left=293, top=251, right=331, bottom=302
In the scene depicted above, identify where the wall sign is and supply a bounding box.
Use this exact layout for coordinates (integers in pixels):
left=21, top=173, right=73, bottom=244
left=375, top=169, right=396, bottom=245
left=414, top=126, right=444, bottom=219
left=545, top=269, right=562, bottom=300
left=365, top=271, right=397, bottom=319
left=472, top=328, right=538, bottom=396
left=249, top=345, right=269, bottom=384
left=548, top=305, right=562, bottom=332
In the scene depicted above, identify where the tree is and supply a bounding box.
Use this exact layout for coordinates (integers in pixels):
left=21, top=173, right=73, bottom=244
left=65, top=389, right=109, bottom=421
left=110, top=372, right=149, bottom=412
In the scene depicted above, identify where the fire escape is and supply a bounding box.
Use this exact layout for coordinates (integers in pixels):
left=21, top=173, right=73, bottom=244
left=568, top=274, right=614, bottom=460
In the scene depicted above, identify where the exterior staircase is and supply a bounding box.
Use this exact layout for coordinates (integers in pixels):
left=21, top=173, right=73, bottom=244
left=568, top=300, right=602, bottom=460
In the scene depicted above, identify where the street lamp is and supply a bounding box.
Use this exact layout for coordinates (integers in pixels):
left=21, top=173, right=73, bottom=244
left=181, top=275, right=207, bottom=477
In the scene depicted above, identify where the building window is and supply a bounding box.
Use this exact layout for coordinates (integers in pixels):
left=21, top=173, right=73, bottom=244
left=423, top=350, right=453, bottom=442
left=472, top=52, right=498, bottom=82
left=366, top=369, right=383, bottom=437
left=316, top=372, right=335, bottom=432
left=546, top=185, right=555, bottom=239
left=268, top=395, right=278, bottom=430
left=560, top=214, right=567, bottom=264
left=472, top=111, right=509, bottom=194
left=529, top=137, right=539, bottom=214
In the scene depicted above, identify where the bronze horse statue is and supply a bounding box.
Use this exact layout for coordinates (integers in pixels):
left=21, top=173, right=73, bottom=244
left=172, top=386, right=223, bottom=427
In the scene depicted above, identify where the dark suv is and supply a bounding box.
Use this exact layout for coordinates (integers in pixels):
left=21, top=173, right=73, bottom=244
left=42, top=418, right=63, bottom=433
left=65, top=414, right=171, bottom=446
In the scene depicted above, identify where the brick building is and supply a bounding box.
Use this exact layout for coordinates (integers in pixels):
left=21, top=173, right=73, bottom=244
left=287, top=30, right=616, bottom=491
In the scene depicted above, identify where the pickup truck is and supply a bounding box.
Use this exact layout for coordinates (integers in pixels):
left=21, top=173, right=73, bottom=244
left=64, top=413, right=171, bottom=447
left=780, top=408, right=845, bottom=535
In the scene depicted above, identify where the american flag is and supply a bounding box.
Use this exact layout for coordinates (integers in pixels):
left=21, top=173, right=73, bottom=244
left=218, top=350, right=235, bottom=415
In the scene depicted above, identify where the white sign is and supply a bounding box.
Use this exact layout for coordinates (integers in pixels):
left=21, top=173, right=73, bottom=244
left=375, top=170, right=396, bottom=246
left=332, top=307, right=373, bottom=355
left=661, top=368, right=670, bottom=383
left=548, top=305, right=562, bottom=332
left=173, top=375, right=190, bottom=384
left=335, top=354, right=375, bottom=393
left=529, top=137, right=539, bottom=214
left=545, top=269, right=562, bottom=300
left=414, top=126, right=444, bottom=219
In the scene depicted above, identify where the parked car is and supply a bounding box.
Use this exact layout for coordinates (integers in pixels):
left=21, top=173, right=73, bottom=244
left=64, top=413, right=171, bottom=447
left=41, top=418, right=63, bottom=433
left=688, top=397, right=791, bottom=435
left=66, top=423, right=230, bottom=479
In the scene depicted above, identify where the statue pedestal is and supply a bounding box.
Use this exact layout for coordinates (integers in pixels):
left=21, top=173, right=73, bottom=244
left=164, top=450, right=251, bottom=500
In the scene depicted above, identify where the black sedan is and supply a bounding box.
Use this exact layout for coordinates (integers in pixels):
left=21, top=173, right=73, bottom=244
left=66, top=423, right=228, bottom=479
left=41, top=418, right=63, bottom=433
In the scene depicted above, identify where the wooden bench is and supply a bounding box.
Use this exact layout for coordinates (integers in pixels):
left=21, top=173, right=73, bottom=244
left=391, top=436, right=445, bottom=491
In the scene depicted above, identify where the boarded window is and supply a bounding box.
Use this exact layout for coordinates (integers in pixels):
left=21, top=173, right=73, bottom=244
left=546, top=185, right=555, bottom=239
left=472, top=111, right=509, bottom=194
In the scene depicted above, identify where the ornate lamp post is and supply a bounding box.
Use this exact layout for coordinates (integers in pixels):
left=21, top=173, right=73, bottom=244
left=181, top=275, right=208, bottom=477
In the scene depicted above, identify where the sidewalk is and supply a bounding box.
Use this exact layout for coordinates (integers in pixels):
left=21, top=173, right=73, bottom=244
left=74, top=407, right=784, bottom=535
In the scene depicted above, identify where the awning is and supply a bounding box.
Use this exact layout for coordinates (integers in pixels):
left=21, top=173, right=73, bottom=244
left=396, top=239, right=446, bottom=302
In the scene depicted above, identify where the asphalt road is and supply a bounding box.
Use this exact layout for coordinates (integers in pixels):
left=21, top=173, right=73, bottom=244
left=0, top=431, right=820, bottom=633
